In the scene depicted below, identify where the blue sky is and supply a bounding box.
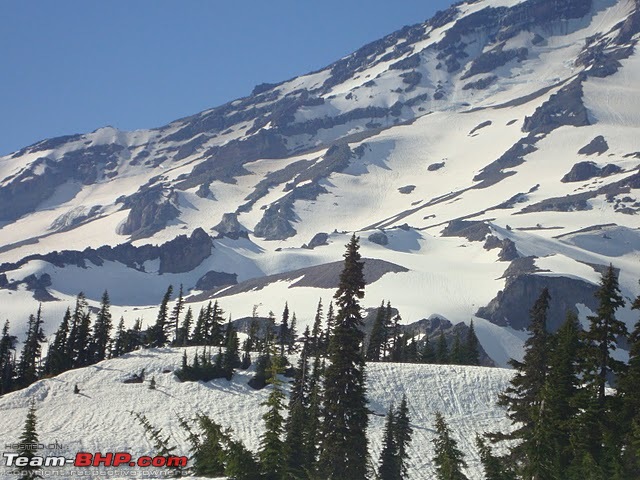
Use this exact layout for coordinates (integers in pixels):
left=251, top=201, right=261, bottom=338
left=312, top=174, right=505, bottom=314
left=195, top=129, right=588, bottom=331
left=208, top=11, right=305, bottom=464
left=1, top=1, right=457, bottom=156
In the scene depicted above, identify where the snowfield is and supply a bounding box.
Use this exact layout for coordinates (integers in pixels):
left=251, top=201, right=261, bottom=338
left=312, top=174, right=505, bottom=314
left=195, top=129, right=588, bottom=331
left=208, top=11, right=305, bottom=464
left=0, top=347, right=514, bottom=480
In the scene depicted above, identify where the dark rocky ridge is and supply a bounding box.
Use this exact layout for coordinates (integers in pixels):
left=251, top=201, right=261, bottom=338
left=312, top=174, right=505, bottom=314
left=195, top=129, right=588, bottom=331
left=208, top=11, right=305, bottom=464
left=0, top=227, right=213, bottom=280
left=477, top=272, right=599, bottom=332
left=520, top=170, right=640, bottom=213
left=190, top=258, right=409, bottom=301
left=116, top=186, right=181, bottom=240
left=561, top=161, right=622, bottom=183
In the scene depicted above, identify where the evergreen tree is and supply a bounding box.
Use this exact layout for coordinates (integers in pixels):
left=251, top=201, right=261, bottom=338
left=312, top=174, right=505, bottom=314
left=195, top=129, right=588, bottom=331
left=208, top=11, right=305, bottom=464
left=91, top=290, right=112, bottom=363
left=497, top=287, right=552, bottom=476
left=17, top=306, right=45, bottom=387
left=322, top=302, right=335, bottom=355
left=207, top=301, right=225, bottom=346
left=133, top=412, right=182, bottom=476
left=259, top=354, right=287, bottom=480
left=148, top=285, right=173, bottom=347
left=0, top=319, right=17, bottom=395
left=393, top=395, right=413, bottom=479
left=475, top=436, right=515, bottom=480
left=191, top=306, right=207, bottom=346
left=432, top=412, right=469, bottom=480
left=449, top=330, right=463, bottom=365
left=420, top=333, right=436, bottom=364
left=221, top=321, right=240, bottom=380
left=436, top=331, right=449, bottom=364
left=305, top=353, right=323, bottom=472
left=73, top=309, right=92, bottom=367
left=367, top=301, right=387, bottom=362
left=66, top=293, right=89, bottom=366
left=168, top=284, right=184, bottom=344
left=285, top=335, right=313, bottom=477
left=310, top=298, right=324, bottom=355
left=378, top=404, right=399, bottom=480
left=464, top=320, right=480, bottom=366
left=279, top=303, right=290, bottom=357
left=544, top=310, right=581, bottom=475
left=319, top=235, right=369, bottom=480
left=619, top=285, right=640, bottom=476
left=225, top=439, right=261, bottom=480
left=175, top=306, right=193, bottom=347
left=111, top=317, right=127, bottom=358
left=16, top=400, right=41, bottom=480
left=575, top=265, right=627, bottom=469
left=288, top=313, right=298, bottom=354
left=44, top=308, right=72, bottom=375
left=582, top=265, right=627, bottom=405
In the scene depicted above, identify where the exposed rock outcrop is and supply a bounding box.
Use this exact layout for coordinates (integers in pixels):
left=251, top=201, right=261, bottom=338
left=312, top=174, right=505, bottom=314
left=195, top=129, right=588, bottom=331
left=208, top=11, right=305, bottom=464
left=213, top=213, right=248, bottom=239
left=441, top=220, right=491, bottom=242
left=302, top=233, right=329, bottom=249
left=158, top=228, right=213, bottom=274
left=195, top=271, right=238, bottom=291
left=368, top=231, right=389, bottom=246
left=476, top=273, right=599, bottom=332
left=578, top=136, right=609, bottom=156
left=117, top=186, right=180, bottom=240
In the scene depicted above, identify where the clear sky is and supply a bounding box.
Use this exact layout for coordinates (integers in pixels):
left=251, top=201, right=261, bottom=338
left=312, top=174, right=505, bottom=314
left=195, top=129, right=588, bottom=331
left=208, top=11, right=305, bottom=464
left=0, top=1, right=457, bottom=156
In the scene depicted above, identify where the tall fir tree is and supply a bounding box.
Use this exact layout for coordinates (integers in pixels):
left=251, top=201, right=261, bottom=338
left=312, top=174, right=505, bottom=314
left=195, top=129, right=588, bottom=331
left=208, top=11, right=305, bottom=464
left=543, top=310, right=581, bottom=476
left=66, top=293, right=91, bottom=367
left=619, top=285, right=640, bottom=476
left=475, top=436, right=515, bottom=480
left=497, top=287, right=552, bottom=477
left=319, top=235, right=369, bottom=480
left=393, top=395, right=413, bottom=479
left=436, top=331, right=449, bottom=364
left=449, top=330, right=463, bottom=365
left=323, top=301, right=335, bottom=355
left=367, top=301, right=388, bottom=362
left=176, top=306, right=193, bottom=347
left=432, top=412, right=469, bottom=480
left=168, top=284, right=184, bottom=344
left=91, top=290, right=112, bottom=363
left=464, top=320, right=480, bottom=366
left=582, top=265, right=627, bottom=405
left=288, top=313, right=298, bottom=354
left=221, top=321, right=240, bottom=380
left=378, top=404, right=399, bottom=480
left=284, top=337, right=311, bottom=478
left=44, top=308, right=72, bottom=375
left=420, top=333, right=436, bottom=364
left=575, top=265, right=627, bottom=470
left=148, top=285, right=173, bottom=347
left=111, top=317, right=127, bottom=358
left=310, top=298, right=324, bottom=355
left=16, top=400, right=41, bottom=480
left=0, top=320, right=17, bottom=395
left=17, top=306, right=45, bottom=388
left=279, top=303, right=290, bottom=357
left=259, top=354, right=287, bottom=480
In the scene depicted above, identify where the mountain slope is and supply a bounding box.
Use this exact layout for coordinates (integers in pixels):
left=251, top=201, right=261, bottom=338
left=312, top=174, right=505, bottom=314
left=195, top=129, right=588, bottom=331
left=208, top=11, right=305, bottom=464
left=1, top=0, right=640, bottom=365
left=0, top=348, right=514, bottom=479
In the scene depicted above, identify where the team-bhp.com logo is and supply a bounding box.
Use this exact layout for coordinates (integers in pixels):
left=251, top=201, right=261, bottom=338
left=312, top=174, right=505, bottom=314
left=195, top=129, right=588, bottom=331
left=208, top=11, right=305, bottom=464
left=3, top=452, right=188, bottom=468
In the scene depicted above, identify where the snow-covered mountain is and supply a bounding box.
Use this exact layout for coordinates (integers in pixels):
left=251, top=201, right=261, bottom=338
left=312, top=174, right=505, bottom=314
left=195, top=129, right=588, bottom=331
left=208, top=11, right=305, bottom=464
left=0, top=348, right=514, bottom=479
left=1, top=0, right=640, bottom=365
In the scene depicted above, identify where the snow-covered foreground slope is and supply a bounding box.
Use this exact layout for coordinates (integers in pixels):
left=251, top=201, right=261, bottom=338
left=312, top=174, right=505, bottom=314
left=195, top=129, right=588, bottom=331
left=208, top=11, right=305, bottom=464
left=0, top=348, right=513, bottom=480
left=1, top=0, right=640, bottom=369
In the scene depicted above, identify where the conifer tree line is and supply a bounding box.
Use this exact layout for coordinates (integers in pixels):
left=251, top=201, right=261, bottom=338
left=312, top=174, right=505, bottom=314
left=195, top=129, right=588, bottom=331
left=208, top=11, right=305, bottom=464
left=365, top=300, right=481, bottom=366
left=132, top=235, right=415, bottom=479
left=434, top=264, right=640, bottom=480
